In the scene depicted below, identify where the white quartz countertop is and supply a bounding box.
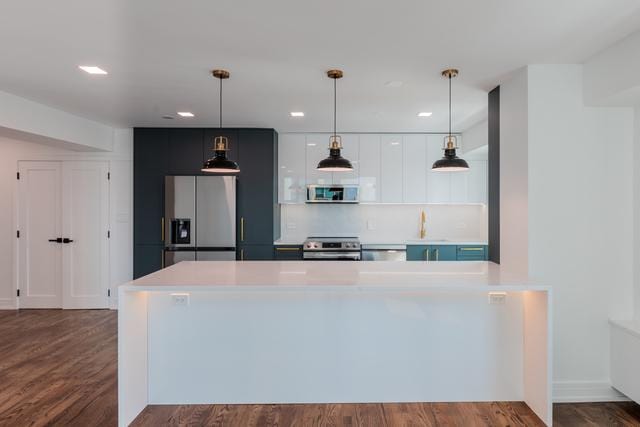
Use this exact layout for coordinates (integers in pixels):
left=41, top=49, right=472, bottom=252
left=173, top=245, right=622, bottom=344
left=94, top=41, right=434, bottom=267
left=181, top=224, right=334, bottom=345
left=122, top=261, right=546, bottom=292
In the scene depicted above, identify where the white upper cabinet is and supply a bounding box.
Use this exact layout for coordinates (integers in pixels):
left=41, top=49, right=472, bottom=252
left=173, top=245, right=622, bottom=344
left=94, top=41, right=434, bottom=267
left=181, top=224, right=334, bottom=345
left=305, top=134, right=333, bottom=185
left=358, top=134, right=381, bottom=202
left=380, top=135, right=404, bottom=203
left=467, top=160, right=488, bottom=203
left=426, top=134, right=451, bottom=203
left=278, top=134, right=306, bottom=203
left=332, top=134, right=359, bottom=185
left=402, top=134, right=427, bottom=203
left=278, top=132, right=486, bottom=205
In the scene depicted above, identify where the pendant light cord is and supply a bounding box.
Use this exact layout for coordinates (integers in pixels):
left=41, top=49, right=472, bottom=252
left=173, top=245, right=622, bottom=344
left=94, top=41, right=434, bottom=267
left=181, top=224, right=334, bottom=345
left=333, top=77, right=337, bottom=138
left=448, top=74, right=452, bottom=137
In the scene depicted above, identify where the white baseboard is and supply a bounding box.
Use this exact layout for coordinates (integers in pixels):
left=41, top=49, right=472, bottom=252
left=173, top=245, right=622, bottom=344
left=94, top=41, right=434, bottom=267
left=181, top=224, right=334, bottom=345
left=553, top=381, right=630, bottom=402
left=0, top=298, right=17, bottom=310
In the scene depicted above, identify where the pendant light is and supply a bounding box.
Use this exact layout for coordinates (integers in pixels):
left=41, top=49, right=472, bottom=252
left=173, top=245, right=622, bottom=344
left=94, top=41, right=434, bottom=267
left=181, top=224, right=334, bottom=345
left=202, top=69, right=240, bottom=173
left=317, top=69, right=353, bottom=172
left=432, top=69, right=469, bottom=172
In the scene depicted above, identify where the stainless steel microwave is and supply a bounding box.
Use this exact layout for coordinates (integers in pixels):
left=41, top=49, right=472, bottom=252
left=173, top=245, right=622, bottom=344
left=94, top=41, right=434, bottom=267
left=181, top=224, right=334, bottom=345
left=306, top=185, right=359, bottom=203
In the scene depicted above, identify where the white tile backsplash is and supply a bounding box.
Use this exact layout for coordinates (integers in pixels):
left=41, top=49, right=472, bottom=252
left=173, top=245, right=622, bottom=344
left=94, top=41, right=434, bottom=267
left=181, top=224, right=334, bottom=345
left=279, top=204, right=488, bottom=244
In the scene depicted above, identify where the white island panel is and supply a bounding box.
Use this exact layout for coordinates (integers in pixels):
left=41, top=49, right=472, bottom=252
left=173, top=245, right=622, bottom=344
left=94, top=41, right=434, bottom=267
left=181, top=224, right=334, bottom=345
left=119, top=261, right=551, bottom=426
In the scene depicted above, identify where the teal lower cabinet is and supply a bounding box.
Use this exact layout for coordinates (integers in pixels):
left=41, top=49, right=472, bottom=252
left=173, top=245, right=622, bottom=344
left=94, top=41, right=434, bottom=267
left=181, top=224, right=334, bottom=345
left=274, top=245, right=303, bottom=260
left=238, top=245, right=274, bottom=260
left=456, top=245, right=488, bottom=261
left=407, top=244, right=488, bottom=261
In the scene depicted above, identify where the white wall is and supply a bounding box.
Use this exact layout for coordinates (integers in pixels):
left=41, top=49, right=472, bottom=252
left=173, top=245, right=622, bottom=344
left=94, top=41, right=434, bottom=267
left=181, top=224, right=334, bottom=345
left=462, top=120, right=488, bottom=154
left=0, top=131, right=132, bottom=309
left=500, top=67, right=529, bottom=278
left=635, top=106, right=640, bottom=320
left=279, top=204, right=487, bottom=244
left=0, top=90, right=115, bottom=152
left=500, top=64, right=635, bottom=401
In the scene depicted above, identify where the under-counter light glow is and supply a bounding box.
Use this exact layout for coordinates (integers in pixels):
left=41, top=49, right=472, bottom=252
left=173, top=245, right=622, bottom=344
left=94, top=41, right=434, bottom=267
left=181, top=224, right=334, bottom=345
left=177, top=112, right=194, bottom=117
left=290, top=112, right=305, bottom=117
left=418, top=112, right=433, bottom=117
left=78, top=66, right=108, bottom=75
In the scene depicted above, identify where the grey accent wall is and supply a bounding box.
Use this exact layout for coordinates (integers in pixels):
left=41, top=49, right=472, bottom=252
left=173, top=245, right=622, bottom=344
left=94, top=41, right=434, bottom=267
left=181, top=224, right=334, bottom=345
left=488, top=87, right=500, bottom=263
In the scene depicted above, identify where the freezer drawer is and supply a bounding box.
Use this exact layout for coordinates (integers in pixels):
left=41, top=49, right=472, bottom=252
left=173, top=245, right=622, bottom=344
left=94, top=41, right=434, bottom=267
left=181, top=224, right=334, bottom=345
left=196, top=249, right=237, bottom=261
left=164, top=250, right=196, bottom=267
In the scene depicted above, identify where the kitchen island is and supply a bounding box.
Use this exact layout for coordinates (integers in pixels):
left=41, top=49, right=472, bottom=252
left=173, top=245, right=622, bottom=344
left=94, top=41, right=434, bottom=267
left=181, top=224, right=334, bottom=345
left=119, top=261, right=551, bottom=426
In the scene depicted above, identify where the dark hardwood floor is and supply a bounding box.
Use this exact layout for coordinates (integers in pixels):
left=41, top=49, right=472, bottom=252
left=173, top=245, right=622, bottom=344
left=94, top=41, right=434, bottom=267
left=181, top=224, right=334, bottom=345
left=1, top=310, right=639, bottom=427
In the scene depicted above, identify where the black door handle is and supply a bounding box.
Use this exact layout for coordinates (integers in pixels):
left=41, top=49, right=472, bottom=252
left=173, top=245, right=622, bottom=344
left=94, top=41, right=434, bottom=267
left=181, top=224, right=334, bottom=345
left=48, top=238, right=63, bottom=243
left=62, top=238, right=74, bottom=243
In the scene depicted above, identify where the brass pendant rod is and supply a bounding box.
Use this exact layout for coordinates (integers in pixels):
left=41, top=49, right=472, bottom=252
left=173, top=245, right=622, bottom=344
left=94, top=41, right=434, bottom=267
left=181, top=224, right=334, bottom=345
left=448, top=73, right=452, bottom=138
left=219, top=77, right=223, bottom=129
left=333, top=77, right=337, bottom=138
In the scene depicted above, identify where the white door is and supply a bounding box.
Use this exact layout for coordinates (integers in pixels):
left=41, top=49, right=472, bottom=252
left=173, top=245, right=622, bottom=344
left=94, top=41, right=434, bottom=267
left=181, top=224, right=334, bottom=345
left=380, top=135, right=403, bottom=203
left=358, top=134, right=381, bottom=202
left=62, top=161, right=110, bottom=309
left=17, top=161, right=63, bottom=308
left=402, top=134, right=427, bottom=203
left=278, top=134, right=306, bottom=203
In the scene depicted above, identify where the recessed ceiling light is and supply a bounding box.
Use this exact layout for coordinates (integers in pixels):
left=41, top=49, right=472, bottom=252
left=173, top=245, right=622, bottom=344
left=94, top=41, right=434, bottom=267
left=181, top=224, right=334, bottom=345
left=290, top=112, right=305, bottom=117
left=385, top=81, right=403, bottom=88
left=177, top=112, right=194, bottom=117
left=418, top=112, right=433, bottom=117
left=307, top=143, right=317, bottom=146
left=78, top=66, right=108, bottom=75
left=391, top=142, right=400, bottom=146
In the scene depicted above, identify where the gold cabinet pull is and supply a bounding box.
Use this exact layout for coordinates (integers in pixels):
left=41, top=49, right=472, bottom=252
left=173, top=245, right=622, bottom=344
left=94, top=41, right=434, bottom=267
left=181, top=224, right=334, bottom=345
left=424, top=249, right=430, bottom=261
left=161, top=249, right=165, bottom=269
left=161, top=217, right=165, bottom=242
left=240, top=249, right=244, bottom=261
left=460, top=247, right=484, bottom=251
left=435, top=248, right=439, bottom=261
left=240, top=217, right=245, bottom=242
left=275, top=247, right=300, bottom=251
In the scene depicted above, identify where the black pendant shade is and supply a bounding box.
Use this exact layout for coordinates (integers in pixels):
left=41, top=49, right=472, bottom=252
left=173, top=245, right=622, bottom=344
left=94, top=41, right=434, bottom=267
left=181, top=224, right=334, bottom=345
left=317, top=69, right=353, bottom=172
left=203, top=69, right=240, bottom=173
left=432, top=69, right=469, bottom=172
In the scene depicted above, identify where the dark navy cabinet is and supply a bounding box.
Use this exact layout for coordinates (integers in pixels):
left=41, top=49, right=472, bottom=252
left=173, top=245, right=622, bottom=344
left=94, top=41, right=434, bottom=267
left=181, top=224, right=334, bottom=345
left=134, top=127, right=280, bottom=278
left=274, top=245, right=303, bottom=260
left=168, top=128, right=204, bottom=175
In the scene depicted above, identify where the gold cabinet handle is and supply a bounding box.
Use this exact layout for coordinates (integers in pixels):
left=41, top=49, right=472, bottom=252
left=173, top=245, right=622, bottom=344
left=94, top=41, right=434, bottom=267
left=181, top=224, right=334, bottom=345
left=161, top=217, right=165, bottom=242
left=275, top=247, right=301, bottom=251
left=460, top=247, right=484, bottom=251
left=435, top=248, right=439, bottom=261
left=240, top=249, right=244, bottom=261
left=161, top=249, right=165, bottom=269
left=424, top=249, right=430, bottom=261
left=240, top=217, right=245, bottom=242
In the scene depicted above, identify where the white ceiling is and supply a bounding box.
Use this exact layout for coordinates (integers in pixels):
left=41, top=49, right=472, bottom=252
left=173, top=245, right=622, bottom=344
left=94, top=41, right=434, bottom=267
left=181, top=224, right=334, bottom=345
left=1, top=0, right=640, bottom=133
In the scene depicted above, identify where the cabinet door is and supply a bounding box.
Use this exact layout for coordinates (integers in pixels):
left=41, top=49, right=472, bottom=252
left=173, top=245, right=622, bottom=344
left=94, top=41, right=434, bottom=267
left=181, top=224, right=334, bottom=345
left=332, top=134, right=359, bottom=185
left=426, top=134, right=451, bottom=203
left=306, top=134, right=333, bottom=185
left=134, top=128, right=169, bottom=245
left=203, top=128, right=239, bottom=172
left=450, top=171, right=469, bottom=203
left=402, top=134, right=427, bottom=203
left=238, top=129, right=276, bottom=245
left=274, top=245, right=303, bottom=260
left=406, top=245, right=428, bottom=261
left=134, top=244, right=164, bottom=278
left=380, top=135, right=403, bottom=203
left=467, top=160, right=488, bottom=204
left=358, top=134, right=381, bottom=202
left=168, top=128, right=204, bottom=175
left=278, top=134, right=306, bottom=203
left=239, top=245, right=275, bottom=260
left=429, top=245, right=457, bottom=261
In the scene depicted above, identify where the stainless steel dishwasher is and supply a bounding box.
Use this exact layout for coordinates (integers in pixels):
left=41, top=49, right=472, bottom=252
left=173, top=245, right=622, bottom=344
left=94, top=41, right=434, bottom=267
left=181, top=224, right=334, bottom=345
left=361, top=244, right=406, bottom=261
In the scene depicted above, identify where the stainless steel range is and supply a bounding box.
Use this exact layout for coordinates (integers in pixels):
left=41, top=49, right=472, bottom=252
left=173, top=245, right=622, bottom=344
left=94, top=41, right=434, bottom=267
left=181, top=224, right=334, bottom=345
left=303, top=237, right=361, bottom=261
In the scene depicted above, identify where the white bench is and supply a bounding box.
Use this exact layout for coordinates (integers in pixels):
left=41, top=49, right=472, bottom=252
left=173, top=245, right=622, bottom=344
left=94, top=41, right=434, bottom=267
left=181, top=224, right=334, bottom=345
left=610, top=318, right=640, bottom=403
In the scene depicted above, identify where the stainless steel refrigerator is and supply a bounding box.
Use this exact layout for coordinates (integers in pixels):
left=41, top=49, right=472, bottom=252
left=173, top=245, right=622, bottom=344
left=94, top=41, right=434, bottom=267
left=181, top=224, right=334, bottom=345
left=164, top=176, right=236, bottom=266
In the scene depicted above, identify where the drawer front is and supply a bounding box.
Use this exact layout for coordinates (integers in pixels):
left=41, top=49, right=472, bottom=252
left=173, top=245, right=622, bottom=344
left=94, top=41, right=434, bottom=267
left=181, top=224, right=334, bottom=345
left=456, top=245, right=488, bottom=261
left=274, top=245, right=303, bottom=260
